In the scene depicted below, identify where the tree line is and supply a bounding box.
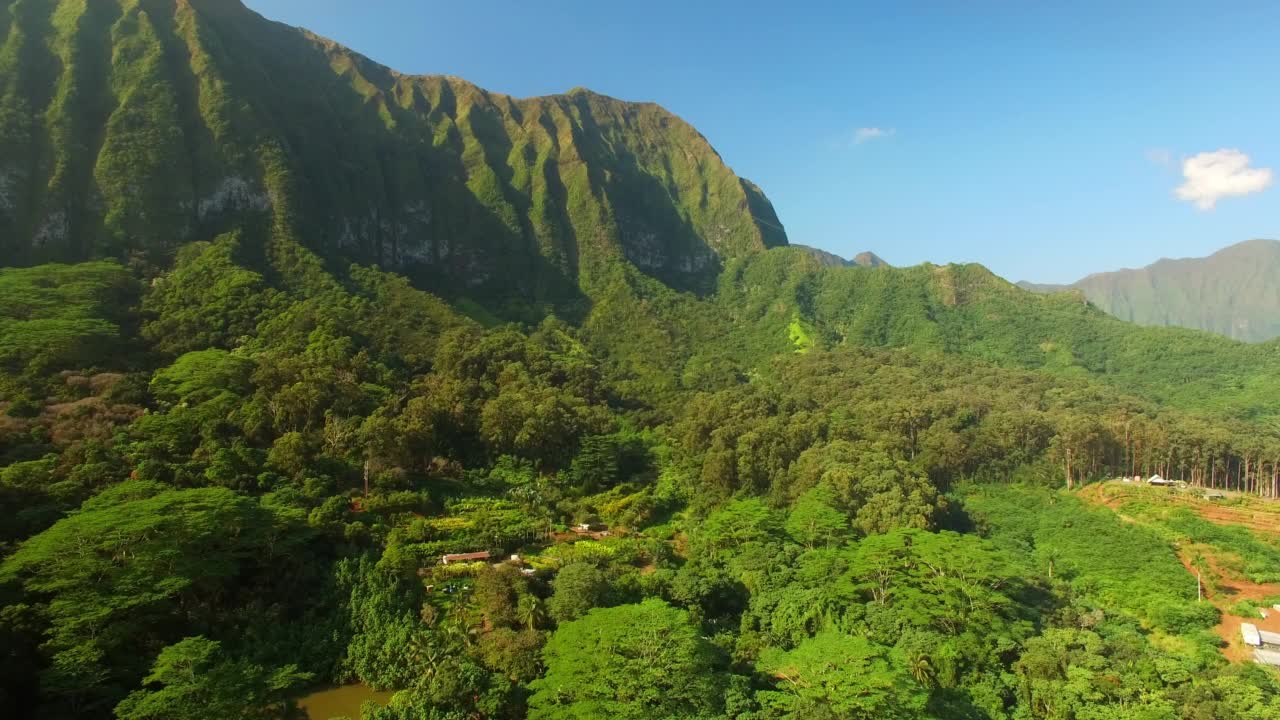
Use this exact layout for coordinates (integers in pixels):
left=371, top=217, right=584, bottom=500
left=2, top=235, right=1280, bottom=719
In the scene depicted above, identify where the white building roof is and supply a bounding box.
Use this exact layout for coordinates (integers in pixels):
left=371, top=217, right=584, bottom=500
left=1258, top=629, right=1280, bottom=646
left=1242, top=623, right=1262, bottom=647
left=1255, top=648, right=1280, bottom=667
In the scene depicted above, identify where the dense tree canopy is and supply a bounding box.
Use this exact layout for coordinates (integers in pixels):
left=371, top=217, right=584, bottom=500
left=0, top=482, right=316, bottom=716
left=2, top=228, right=1280, bottom=720
left=3, top=5, right=1280, bottom=716
left=756, top=631, right=926, bottom=720
left=528, top=600, right=725, bottom=720
left=113, top=637, right=310, bottom=720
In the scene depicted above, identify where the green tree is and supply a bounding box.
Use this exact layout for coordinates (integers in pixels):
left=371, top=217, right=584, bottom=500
left=528, top=599, right=725, bottom=720
left=473, top=565, right=529, bottom=630
left=691, top=498, right=784, bottom=560
left=547, top=563, right=609, bottom=624
left=476, top=628, right=545, bottom=684
left=0, top=261, right=135, bottom=378
left=821, top=447, right=939, bottom=535
left=785, top=485, right=848, bottom=548
left=339, top=558, right=426, bottom=690
left=141, top=235, right=275, bottom=355
left=113, top=637, right=310, bottom=720
left=0, top=482, right=303, bottom=714
left=757, top=631, right=927, bottom=720
left=567, top=435, right=620, bottom=493
left=517, top=594, right=547, bottom=631
left=149, top=349, right=254, bottom=406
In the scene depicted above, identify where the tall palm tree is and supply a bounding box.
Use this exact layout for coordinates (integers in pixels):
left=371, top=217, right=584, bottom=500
left=440, top=616, right=478, bottom=651
left=516, top=594, right=546, bottom=631
left=907, top=650, right=936, bottom=688
left=406, top=631, right=444, bottom=680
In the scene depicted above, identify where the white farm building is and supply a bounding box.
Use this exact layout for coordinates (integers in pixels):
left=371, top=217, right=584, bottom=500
left=1241, top=623, right=1280, bottom=667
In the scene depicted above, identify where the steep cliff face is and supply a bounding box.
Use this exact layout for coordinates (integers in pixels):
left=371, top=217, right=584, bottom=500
left=0, top=0, right=786, bottom=302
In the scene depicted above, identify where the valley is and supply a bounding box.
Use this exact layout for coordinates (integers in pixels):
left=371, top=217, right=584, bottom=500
left=0, top=2, right=1277, bottom=720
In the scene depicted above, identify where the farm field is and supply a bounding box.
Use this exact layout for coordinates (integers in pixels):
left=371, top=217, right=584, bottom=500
left=1080, top=481, right=1280, bottom=661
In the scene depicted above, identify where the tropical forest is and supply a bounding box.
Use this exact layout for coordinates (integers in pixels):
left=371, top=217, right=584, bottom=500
left=1, top=1, right=1279, bottom=719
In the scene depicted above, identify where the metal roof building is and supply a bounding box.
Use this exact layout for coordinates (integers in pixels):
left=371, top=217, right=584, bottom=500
left=1242, top=623, right=1262, bottom=647
left=440, top=551, right=492, bottom=565
left=1255, top=648, right=1280, bottom=667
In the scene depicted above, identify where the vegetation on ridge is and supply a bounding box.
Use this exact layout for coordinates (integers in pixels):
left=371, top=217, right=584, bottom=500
left=0, top=0, right=784, bottom=308
left=1022, top=239, right=1280, bottom=342
left=1, top=2, right=1279, bottom=720
left=3, top=228, right=1279, bottom=719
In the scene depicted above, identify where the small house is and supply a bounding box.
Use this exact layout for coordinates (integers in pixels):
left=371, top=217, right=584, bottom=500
left=440, top=551, right=491, bottom=565
left=1148, top=474, right=1173, bottom=486
left=572, top=523, right=608, bottom=534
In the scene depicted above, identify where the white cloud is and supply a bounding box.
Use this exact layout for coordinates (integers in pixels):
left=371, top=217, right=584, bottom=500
left=1175, top=149, right=1273, bottom=210
left=1145, top=147, right=1173, bottom=169
left=853, top=127, right=894, bottom=145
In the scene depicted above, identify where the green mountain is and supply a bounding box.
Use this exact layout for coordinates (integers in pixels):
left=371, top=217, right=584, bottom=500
left=6, top=4, right=1280, bottom=720
left=1, top=0, right=1277, bottom=424
left=1, top=0, right=1277, bottom=425
left=853, top=250, right=889, bottom=267
left=0, top=0, right=784, bottom=305
left=1019, top=240, right=1280, bottom=342
left=713, top=249, right=1280, bottom=421
left=792, top=246, right=889, bottom=268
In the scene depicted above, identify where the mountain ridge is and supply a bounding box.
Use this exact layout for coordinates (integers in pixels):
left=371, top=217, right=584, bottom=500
left=4, top=1, right=1280, bottom=421
left=1019, top=239, right=1280, bottom=341
left=0, top=0, right=786, bottom=307
left=792, top=245, right=889, bottom=268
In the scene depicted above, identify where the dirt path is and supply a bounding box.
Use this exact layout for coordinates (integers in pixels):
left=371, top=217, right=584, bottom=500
left=1211, top=571, right=1280, bottom=662
left=1170, top=545, right=1280, bottom=661
left=1079, top=482, right=1280, bottom=538
left=1196, top=505, right=1280, bottom=536
left=1080, top=482, right=1280, bottom=662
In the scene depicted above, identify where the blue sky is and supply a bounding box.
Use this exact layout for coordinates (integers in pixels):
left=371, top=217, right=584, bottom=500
left=244, top=0, right=1278, bottom=283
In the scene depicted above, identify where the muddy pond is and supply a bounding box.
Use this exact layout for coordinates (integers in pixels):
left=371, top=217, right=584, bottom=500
left=297, top=684, right=394, bottom=720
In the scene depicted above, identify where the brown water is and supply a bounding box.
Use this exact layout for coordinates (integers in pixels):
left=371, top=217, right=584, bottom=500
left=297, top=684, right=394, bottom=720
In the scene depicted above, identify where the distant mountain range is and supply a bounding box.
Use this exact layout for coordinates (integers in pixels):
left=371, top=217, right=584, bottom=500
left=1019, top=240, right=1280, bottom=342
left=793, top=246, right=890, bottom=268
